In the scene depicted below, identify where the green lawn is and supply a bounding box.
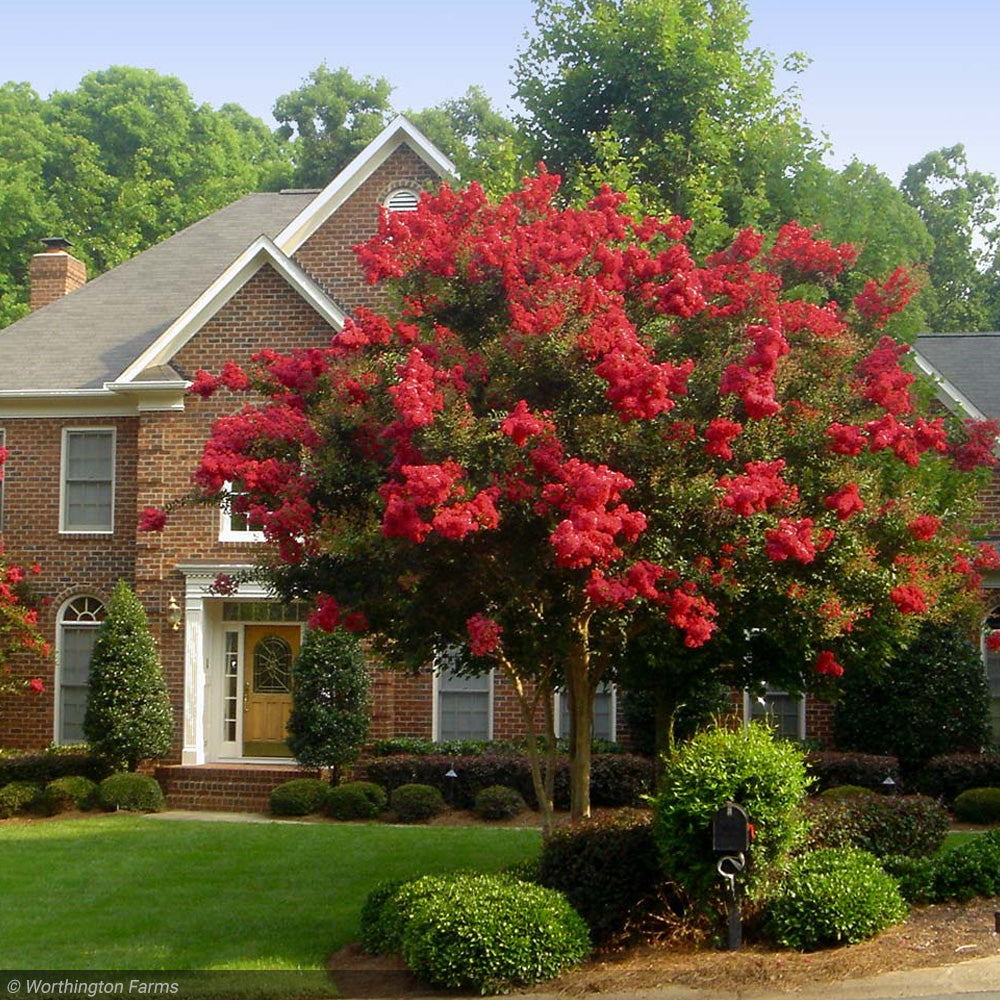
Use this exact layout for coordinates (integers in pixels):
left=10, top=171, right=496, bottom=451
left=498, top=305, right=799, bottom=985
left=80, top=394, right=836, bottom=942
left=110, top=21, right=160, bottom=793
left=0, top=814, right=541, bottom=970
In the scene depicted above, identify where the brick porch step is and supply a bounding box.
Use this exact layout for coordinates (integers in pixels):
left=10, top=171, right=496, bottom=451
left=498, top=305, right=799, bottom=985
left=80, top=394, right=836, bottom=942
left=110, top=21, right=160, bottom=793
left=154, top=763, right=321, bottom=813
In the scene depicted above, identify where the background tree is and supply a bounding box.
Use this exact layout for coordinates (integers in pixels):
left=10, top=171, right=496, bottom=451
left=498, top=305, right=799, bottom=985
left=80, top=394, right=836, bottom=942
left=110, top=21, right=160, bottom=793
left=82, top=581, right=173, bottom=772
left=285, top=626, right=371, bottom=783
left=273, top=63, right=394, bottom=188
left=833, top=621, right=990, bottom=773
left=156, top=172, right=999, bottom=820
left=900, top=144, right=1000, bottom=332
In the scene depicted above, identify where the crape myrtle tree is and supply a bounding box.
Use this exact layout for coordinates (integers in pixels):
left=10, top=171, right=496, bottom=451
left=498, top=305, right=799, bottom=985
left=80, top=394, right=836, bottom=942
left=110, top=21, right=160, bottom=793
left=144, top=174, right=1000, bottom=820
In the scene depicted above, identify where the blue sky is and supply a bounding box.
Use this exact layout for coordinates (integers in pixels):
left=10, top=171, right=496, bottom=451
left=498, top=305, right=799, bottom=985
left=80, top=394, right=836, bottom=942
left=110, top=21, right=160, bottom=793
left=3, top=0, right=999, bottom=186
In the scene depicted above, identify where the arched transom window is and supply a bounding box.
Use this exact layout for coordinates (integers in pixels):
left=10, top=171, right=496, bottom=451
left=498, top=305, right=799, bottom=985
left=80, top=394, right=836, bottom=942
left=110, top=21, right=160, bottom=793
left=57, top=595, right=106, bottom=743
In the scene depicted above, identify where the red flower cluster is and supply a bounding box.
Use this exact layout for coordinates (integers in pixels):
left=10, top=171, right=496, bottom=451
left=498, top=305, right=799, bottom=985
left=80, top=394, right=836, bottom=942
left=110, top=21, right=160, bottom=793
left=825, top=483, right=865, bottom=521
left=467, top=613, right=503, bottom=657
left=907, top=515, right=941, bottom=541
left=854, top=267, right=917, bottom=328
left=765, top=518, right=818, bottom=564
left=767, top=222, right=857, bottom=282
left=717, top=460, right=797, bottom=516
left=815, top=650, right=844, bottom=677
left=704, top=418, right=743, bottom=460
left=855, top=337, right=914, bottom=415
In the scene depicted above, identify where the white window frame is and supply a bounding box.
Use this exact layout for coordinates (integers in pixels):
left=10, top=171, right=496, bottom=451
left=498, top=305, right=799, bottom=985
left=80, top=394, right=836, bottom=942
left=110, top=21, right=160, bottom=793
left=432, top=659, right=494, bottom=742
left=384, top=188, right=420, bottom=213
left=60, top=427, right=115, bottom=534
left=55, top=594, right=106, bottom=744
left=554, top=683, right=617, bottom=742
left=219, top=480, right=266, bottom=543
left=744, top=685, right=806, bottom=741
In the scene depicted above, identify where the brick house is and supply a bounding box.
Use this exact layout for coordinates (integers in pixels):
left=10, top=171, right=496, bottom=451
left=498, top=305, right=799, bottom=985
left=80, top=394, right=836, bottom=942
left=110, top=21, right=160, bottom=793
left=0, top=119, right=621, bottom=807
left=1, top=119, right=997, bottom=808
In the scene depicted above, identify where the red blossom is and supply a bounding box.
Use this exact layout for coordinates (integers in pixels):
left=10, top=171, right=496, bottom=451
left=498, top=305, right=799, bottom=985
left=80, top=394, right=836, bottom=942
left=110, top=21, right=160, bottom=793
left=825, top=483, right=865, bottom=521
left=950, top=419, right=1000, bottom=471
left=704, top=418, right=743, bottom=460
left=308, top=595, right=342, bottom=632
left=987, top=631, right=1000, bottom=652
left=138, top=507, right=168, bottom=532
left=890, top=584, right=928, bottom=614
left=500, top=400, right=553, bottom=446
left=907, top=515, right=941, bottom=541
left=815, top=650, right=844, bottom=677
left=467, top=613, right=503, bottom=656
left=855, top=337, right=914, bottom=415
left=765, top=518, right=817, bottom=564
left=827, top=422, right=867, bottom=456
left=853, top=267, right=917, bottom=327
left=717, top=460, right=797, bottom=516
left=767, top=222, right=857, bottom=281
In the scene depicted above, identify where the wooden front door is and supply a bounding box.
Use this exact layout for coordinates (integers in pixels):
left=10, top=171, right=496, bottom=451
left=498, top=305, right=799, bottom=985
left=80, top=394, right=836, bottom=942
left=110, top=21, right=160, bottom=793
left=243, top=624, right=300, bottom=758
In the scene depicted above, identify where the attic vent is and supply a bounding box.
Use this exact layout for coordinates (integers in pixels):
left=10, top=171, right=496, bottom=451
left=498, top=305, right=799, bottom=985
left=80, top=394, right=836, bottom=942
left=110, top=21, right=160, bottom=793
left=385, top=188, right=419, bottom=213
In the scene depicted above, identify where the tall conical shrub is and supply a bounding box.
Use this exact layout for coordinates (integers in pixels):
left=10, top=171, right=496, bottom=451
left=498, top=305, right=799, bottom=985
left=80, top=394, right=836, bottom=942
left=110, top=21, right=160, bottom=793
left=83, top=581, right=174, bottom=771
left=286, top=627, right=371, bottom=783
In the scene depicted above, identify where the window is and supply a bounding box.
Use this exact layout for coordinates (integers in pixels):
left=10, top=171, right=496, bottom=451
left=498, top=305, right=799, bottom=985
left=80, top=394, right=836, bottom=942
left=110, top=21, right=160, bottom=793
left=0, top=428, right=5, bottom=530
left=61, top=429, right=114, bottom=533
left=384, top=188, right=419, bottom=213
left=435, top=656, right=492, bottom=741
left=557, top=683, right=616, bottom=742
left=219, top=480, right=265, bottom=542
left=56, top=595, right=106, bottom=743
left=745, top=685, right=805, bottom=740
left=984, top=608, right=1000, bottom=740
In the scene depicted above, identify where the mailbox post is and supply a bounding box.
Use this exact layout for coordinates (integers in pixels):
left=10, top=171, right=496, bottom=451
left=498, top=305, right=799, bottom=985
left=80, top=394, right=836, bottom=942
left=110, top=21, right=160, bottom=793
left=712, top=801, right=750, bottom=951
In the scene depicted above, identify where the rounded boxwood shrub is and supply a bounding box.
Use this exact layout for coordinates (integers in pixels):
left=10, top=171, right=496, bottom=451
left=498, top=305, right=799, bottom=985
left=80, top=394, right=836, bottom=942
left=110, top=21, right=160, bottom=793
left=819, top=784, right=876, bottom=799
left=390, top=783, right=446, bottom=823
left=39, top=776, right=99, bottom=815
left=97, top=773, right=165, bottom=813
left=538, top=809, right=659, bottom=945
left=399, top=874, right=590, bottom=992
left=769, top=848, right=907, bottom=950
left=0, top=781, right=43, bottom=818
left=361, top=876, right=453, bottom=955
left=326, top=781, right=385, bottom=821
left=269, top=778, right=329, bottom=816
left=653, top=723, right=810, bottom=909
left=474, top=784, right=526, bottom=820
left=953, top=787, right=1000, bottom=824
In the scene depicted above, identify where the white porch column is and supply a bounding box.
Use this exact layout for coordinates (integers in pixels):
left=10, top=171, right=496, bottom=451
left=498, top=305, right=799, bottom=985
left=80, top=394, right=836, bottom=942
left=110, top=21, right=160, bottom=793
left=181, top=585, right=206, bottom=765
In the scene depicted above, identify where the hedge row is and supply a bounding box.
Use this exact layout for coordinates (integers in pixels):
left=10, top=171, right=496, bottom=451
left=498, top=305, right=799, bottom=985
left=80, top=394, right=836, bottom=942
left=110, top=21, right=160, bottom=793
left=805, top=751, right=899, bottom=792
left=911, top=752, right=1000, bottom=803
left=368, top=737, right=625, bottom=757
left=356, top=752, right=652, bottom=810
left=0, top=751, right=110, bottom=787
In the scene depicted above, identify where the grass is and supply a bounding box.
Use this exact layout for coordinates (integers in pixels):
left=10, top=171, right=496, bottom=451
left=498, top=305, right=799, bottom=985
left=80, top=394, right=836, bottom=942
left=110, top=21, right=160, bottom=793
left=0, top=814, right=541, bottom=970
left=940, top=829, right=992, bottom=853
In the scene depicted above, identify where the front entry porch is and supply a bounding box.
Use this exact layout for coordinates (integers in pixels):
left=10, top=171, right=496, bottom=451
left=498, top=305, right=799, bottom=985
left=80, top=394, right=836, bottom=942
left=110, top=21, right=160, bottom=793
left=155, top=763, right=320, bottom=812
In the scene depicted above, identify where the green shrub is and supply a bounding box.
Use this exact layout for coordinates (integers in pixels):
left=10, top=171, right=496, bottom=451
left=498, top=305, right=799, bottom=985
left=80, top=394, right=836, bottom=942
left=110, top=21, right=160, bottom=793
left=38, top=776, right=99, bottom=814
left=359, top=879, right=409, bottom=954
left=390, top=783, right=446, bottom=822
left=286, top=628, right=371, bottom=783
left=0, top=781, right=43, bottom=818
left=399, top=874, right=590, bottom=992
left=819, top=784, right=876, bottom=799
left=832, top=622, right=990, bottom=771
left=883, top=831, right=1000, bottom=904
left=269, top=778, right=328, bottom=816
left=953, top=787, right=1000, bottom=824
left=913, top=752, right=1000, bottom=803
left=83, top=581, right=174, bottom=771
left=881, top=854, right=937, bottom=904
left=805, top=751, right=899, bottom=793
left=653, top=723, right=810, bottom=909
left=538, top=810, right=659, bottom=944
left=326, top=782, right=382, bottom=821
left=769, top=848, right=907, bottom=950
left=0, top=750, right=109, bottom=787
left=503, top=857, right=542, bottom=883
left=473, top=785, right=526, bottom=820
left=804, top=794, right=949, bottom=857
left=97, top=773, right=165, bottom=812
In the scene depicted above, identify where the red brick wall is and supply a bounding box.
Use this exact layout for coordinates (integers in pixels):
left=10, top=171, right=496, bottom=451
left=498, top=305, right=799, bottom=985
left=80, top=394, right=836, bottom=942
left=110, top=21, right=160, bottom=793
left=0, top=415, right=138, bottom=747
left=293, top=145, right=440, bottom=314
left=29, top=251, right=86, bottom=312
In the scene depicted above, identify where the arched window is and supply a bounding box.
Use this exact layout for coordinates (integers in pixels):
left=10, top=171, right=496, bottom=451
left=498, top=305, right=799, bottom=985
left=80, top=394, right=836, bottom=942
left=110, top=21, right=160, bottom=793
left=56, top=595, right=105, bottom=743
left=984, top=607, right=1000, bottom=740
left=384, top=188, right=419, bottom=213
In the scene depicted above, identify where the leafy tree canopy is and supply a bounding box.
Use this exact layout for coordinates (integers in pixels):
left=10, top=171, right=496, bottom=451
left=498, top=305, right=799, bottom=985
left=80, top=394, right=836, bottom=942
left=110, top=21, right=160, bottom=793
left=149, top=173, right=999, bottom=817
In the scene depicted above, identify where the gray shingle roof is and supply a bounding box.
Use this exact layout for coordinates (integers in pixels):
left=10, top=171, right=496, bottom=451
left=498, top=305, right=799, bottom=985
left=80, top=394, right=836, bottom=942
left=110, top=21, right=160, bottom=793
left=0, top=191, right=316, bottom=392
left=915, top=333, right=1000, bottom=419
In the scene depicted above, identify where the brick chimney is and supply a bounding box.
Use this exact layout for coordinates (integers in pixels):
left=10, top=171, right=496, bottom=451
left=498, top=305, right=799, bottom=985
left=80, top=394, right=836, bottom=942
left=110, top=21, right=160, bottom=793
left=30, top=237, right=86, bottom=311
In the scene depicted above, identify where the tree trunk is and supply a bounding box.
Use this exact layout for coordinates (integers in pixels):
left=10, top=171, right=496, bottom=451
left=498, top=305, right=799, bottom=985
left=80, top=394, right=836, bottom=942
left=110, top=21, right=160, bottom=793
left=505, top=662, right=555, bottom=833
left=566, top=632, right=595, bottom=820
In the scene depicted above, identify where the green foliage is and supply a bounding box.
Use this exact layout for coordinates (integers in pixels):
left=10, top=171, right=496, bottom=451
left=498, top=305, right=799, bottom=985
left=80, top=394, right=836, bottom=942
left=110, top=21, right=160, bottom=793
left=359, top=878, right=410, bottom=954
left=97, top=773, right=164, bottom=813
left=804, top=794, right=949, bottom=858
left=473, top=785, right=526, bottom=820
left=273, top=63, right=393, bottom=188
left=399, top=874, right=590, bottom=993
left=268, top=778, right=329, bottom=817
left=768, top=848, right=907, bottom=950
left=913, top=752, right=1000, bottom=804
left=653, top=724, right=810, bottom=907
left=82, top=581, right=174, bottom=772
left=833, top=622, right=990, bottom=771
left=389, top=783, right=446, bottom=823
left=953, top=788, right=1000, bottom=825
left=0, top=749, right=109, bottom=787
left=285, top=627, right=371, bottom=779
left=0, top=781, right=42, bottom=818
left=368, top=736, right=627, bottom=757
left=325, top=781, right=385, bottom=821
left=819, top=785, right=876, bottom=799
left=885, top=831, right=1000, bottom=904
left=538, top=810, right=659, bottom=944
left=38, top=776, right=98, bottom=814
left=805, top=751, right=900, bottom=793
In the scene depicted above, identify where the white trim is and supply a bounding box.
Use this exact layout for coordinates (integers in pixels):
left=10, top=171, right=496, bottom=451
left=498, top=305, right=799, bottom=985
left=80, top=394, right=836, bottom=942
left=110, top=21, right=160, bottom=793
left=432, top=663, right=494, bottom=742
left=59, top=427, right=116, bottom=534
left=743, top=686, right=806, bottom=740
left=218, top=480, right=266, bottom=543
left=0, top=427, right=5, bottom=531
left=115, top=236, right=346, bottom=385
left=53, top=594, right=106, bottom=745
left=554, top=683, right=618, bottom=742
left=274, top=116, right=457, bottom=255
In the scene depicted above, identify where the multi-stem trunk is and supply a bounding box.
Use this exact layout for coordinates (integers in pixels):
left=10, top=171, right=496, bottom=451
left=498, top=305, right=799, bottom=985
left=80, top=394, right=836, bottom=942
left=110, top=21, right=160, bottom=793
left=565, top=620, right=596, bottom=820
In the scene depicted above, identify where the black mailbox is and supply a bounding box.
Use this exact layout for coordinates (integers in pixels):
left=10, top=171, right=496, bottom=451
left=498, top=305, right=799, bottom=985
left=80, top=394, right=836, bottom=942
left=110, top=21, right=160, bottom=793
left=712, top=801, right=750, bottom=853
